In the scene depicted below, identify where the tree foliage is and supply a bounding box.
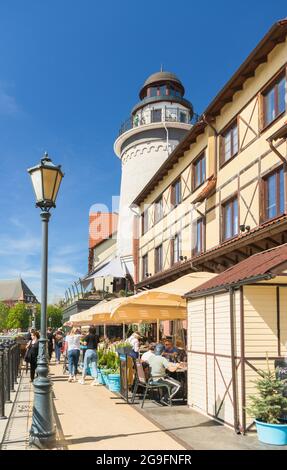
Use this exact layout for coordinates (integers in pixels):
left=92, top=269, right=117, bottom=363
left=0, top=302, right=9, bottom=330
left=47, top=305, right=63, bottom=328
left=6, top=303, right=30, bottom=330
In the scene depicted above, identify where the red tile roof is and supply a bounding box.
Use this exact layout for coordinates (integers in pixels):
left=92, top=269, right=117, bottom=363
left=184, top=243, right=287, bottom=298
left=89, top=212, right=118, bottom=249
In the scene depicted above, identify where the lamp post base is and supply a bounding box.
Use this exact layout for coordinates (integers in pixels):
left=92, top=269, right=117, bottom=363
left=29, top=376, right=56, bottom=449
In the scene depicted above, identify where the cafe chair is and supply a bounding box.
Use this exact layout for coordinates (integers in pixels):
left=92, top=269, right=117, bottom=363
left=131, top=360, right=172, bottom=408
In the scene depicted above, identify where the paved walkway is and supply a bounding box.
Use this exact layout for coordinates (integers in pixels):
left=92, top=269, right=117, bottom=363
left=0, top=371, right=32, bottom=450
left=51, top=362, right=185, bottom=450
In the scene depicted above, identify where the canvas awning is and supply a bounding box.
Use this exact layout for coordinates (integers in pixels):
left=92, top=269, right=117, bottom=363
left=70, top=271, right=216, bottom=326
left=81, top=256, right=129, bottom=288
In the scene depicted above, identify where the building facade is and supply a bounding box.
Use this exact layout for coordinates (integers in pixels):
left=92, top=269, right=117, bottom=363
left=133, top=20, right=287, bottom=290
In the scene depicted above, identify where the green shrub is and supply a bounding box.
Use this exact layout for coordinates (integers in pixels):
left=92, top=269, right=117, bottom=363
left=246, top=367, right=287, bottom=424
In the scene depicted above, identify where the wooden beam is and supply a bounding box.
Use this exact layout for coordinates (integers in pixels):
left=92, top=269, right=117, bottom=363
left=265, top=237, right=281, bottom=246
left=249, top=243, right=264, bottom=252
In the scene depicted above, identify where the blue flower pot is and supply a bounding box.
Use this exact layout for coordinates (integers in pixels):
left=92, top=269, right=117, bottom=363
left=97, top=369, right=104, bottom=385
left=107, top=374, right=120, bottom=392
left=102, top=371, right=110, bottom=386
left=255, top=420, right=287, bottom=446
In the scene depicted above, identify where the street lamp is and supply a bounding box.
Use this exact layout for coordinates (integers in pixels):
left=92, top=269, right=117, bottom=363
left=28, top=152, right=64, bottom=448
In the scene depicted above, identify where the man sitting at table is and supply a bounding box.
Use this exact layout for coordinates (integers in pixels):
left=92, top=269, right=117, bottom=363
left=148, top=343, right=182, bottom=406
left=163, top=338, right=180, bottom=362
left=141, top=343, right=155, bottom=363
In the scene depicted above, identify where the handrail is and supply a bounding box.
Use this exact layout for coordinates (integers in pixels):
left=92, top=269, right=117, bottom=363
left=118, top=108, right=200, bottom=136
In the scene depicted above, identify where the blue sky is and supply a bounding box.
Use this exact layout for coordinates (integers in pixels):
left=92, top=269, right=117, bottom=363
left=0, top=1, right=286, bottom=302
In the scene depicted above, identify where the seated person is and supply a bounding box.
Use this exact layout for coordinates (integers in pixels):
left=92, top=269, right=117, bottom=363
left=141, top=343, right=155, bottom=363
left=163, top=339, right=180, bottom=362
left=148, top=343, right=182, bottom=405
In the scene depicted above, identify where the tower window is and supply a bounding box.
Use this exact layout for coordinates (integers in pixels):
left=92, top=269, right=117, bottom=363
left=151, top=109, right=162, bottom=123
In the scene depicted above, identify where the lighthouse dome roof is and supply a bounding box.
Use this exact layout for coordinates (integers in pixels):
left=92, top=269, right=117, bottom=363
left=139, top=71, right=185, bottom=99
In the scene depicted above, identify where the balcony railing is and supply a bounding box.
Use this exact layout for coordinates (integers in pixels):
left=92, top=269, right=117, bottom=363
left=118, top=108, right=200, bottom=136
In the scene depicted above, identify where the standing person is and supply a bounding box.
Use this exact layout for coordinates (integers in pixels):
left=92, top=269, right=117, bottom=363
left=47, top=327, right=54, bottom=362
left=127, top=332, right=141, bottom=359
left=25, top=331, right=40, bottom=382
left=66, top=327, right=81, bottom=382
left=54, top=328, right=64, bottom=364
left=79, top=326, right=100, bottom=386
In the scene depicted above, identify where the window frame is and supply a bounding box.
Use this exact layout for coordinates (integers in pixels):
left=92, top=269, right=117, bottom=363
left=219, top=120, right=239, bottom=168
left=171, top=178, right=182, bottom=208
left=154, top=196, right=163, bottom=224
left=142, top=253, right=149, bottom=280
left=193, top=218, right=205, bottom=256
left=261, top=70, right=286, bottom=131
left=171, top=232, right=181, bottom=265
left=221, top=195, right=239, bottom=242
left=261, top=165, right=285, bottom=222
left=192, top=151, right=206, bottom=191
left=141, top=209, right=149, bottom=235
left=154, top=244, right=163, bottom=273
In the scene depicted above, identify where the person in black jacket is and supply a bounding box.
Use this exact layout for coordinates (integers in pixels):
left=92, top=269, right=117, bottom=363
left=25, top=331, right=40, bottom=381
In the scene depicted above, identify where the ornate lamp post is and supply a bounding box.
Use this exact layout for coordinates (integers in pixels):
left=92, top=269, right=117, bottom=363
left=28, top=152, right=64, bottom=448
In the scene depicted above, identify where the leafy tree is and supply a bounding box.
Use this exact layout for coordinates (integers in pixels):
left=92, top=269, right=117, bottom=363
left=47, top=305, right=63, bottom=329
left=0, top=302, right=9, bottom=331
left=6, top=303, right=30, bottom=330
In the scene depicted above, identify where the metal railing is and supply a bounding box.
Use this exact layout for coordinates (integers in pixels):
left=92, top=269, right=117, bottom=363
left=119, top=108, right=200, bottom=136
left=0, top=340, right=21, bottom=419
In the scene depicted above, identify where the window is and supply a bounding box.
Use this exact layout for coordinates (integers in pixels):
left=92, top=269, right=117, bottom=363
left=171, top=179, right=181, bottom=207
left=141, top=210, right=149, bottom=235
left=221, top=122, right=238, bottom=165
left=171, top=233, right=181, bottom=265
left=151, top=108, right=162, bottom=122
left=149, top=87, right=157, bottom=97
left=155, top=244, right=163, bottom=273
left=154, top=196, right=163, bottom=223
left=222, top=196, right=238, bottom=240
left=263, top=167, right=285, bottom=220
left=179, top=111, right=187, bottom=123
left=193, top=152, right=206, bottom=190
left=263, top=74, right=286, bottom=127
left=142, top=254, right=149, bottom=279
left=194, top=218, right=204, bottom=255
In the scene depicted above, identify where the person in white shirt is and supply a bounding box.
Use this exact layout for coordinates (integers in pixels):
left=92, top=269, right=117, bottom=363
left=65, top=327, right=81, bottom=382
left=141, top=343, right=155, bottom=363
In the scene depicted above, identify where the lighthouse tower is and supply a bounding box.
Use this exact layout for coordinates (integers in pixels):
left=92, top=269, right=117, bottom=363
left=114, top=71, right=194, bottom=277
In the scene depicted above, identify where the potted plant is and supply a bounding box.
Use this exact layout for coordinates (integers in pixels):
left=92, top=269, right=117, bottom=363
left=246, top=366, right=287, bottom=445
left=107, top=366, right=121, bottom=392
left=116, top=341, right=132, bottom=355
